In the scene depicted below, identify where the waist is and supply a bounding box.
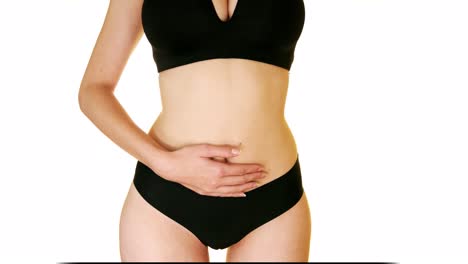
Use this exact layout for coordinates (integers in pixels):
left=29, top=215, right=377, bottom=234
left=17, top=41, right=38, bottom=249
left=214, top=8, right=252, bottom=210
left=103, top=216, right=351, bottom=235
left=148, top=111, right=298, bottom=186
left=147, top=60, right=299, bottom=185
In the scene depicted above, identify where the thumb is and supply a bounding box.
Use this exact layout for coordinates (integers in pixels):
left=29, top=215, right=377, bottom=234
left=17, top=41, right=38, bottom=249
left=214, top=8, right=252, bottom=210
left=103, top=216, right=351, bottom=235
left=198, top=143, right=242, bottom=158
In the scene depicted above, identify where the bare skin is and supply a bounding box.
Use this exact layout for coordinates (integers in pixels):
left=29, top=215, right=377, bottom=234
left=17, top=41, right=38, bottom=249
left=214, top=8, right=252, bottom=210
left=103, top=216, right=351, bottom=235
left=79, top=0, right=311, bottom=262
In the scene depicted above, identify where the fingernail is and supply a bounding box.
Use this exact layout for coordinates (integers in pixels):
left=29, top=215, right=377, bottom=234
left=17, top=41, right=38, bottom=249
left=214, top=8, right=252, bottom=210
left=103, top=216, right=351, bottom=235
left=232, top=148, right=240, bottom=155
left=241, top=193, right=246, bottom=197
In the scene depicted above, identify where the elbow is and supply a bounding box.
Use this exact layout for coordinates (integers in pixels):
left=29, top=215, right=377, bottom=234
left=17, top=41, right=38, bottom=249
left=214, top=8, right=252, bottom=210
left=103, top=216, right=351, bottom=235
left=78, top=82, right=115, bottom=113
left=78, top=88, right=84, bottom=108
left=78, top=86, right=91, bottom=114
left=78, top=88, right=85, bottom=113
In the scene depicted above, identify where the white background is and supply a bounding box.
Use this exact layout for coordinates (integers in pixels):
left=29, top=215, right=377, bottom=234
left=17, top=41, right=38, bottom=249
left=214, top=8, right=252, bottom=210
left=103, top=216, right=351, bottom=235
left=0, top=0, right=466, bottom=263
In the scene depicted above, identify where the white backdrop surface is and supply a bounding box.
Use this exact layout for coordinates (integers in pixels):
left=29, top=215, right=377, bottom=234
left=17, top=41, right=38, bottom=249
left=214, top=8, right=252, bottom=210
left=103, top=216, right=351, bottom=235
left=0, top=0, right=466, bottom=263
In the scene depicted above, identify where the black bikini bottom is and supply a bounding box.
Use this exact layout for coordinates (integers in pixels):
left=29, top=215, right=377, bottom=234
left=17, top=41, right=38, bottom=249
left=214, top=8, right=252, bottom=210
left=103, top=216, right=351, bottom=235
left=132, top=153, right=304, bottom=250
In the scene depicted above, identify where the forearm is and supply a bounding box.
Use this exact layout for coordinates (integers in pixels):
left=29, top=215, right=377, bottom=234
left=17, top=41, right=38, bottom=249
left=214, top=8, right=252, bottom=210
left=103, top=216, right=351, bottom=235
left=78, top=85, right=170, bottom=174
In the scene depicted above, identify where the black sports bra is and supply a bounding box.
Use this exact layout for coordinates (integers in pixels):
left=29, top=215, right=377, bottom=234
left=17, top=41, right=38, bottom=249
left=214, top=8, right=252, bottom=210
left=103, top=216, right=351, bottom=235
left=141, top=0, right=305, bottom=73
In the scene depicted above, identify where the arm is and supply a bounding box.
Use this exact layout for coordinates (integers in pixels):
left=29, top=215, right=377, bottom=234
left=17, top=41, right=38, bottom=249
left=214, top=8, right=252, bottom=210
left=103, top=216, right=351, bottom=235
left=78, top=0, right=169, bottom=175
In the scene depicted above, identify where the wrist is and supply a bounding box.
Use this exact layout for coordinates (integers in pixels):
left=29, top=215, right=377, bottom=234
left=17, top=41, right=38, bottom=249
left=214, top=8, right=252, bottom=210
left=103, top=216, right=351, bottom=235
left=147, top=148, right=174, bottom=180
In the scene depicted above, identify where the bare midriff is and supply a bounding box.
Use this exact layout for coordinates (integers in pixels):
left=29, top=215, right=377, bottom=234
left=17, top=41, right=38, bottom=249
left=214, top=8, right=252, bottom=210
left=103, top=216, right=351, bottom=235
left=148, top=58, right=299, bottom=188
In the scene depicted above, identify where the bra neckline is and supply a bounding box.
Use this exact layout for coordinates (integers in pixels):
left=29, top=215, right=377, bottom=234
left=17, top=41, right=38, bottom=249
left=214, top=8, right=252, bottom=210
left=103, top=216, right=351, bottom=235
left=207, top=0, right=243, bottom=24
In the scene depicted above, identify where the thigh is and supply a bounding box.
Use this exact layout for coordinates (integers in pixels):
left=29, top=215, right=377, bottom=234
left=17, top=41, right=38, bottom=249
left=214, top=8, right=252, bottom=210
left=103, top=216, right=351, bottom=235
left=119, top=182, right=209, bottom=262
left=226, top=192, right=312, bottom=262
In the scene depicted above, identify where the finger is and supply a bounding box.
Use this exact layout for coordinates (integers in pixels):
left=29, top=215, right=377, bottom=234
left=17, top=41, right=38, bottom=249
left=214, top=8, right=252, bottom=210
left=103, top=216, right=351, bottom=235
left=179, top=182, right=204, bottom=194
left=206, top=192, right=246, bottom=198
left=179, top=181, right=245, bottom=197
left=194, top=189, right=245, bottom=197
left=221, top=163, right=265, bottom=176
left=198, top=143, right=242, bottom=158
left=220, top=172, right=266, bottom=186
left=243, top=185, right=259, bottom=193
left=215, top=181, right=258, bottom=194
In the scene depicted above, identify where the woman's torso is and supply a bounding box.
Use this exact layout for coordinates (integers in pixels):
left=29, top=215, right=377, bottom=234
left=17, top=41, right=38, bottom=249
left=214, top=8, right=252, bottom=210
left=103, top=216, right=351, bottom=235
left=147, top=58, right=298, bottom=187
